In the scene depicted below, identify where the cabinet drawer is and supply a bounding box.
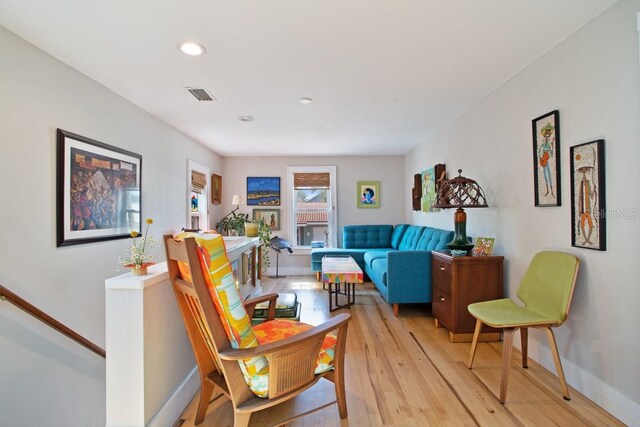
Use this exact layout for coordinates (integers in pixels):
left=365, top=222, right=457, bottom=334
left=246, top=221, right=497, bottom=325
left=432, top=259, right=452, bottom=294
left=432, top=287, right=453, bottom=331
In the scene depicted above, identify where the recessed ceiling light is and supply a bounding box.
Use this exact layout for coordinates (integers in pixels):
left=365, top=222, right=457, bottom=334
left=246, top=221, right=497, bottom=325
left=178, top=41, right=206, bottom=56
left=239, top=116, right=254, bottom=122
left=299, top=97, right=313, bottom=104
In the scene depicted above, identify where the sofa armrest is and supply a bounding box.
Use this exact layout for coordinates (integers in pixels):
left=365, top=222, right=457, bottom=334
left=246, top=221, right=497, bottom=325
left=385, top=250, right=433, bottom=303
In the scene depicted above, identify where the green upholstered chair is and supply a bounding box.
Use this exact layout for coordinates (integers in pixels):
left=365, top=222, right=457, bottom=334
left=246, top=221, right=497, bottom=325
left=466, top=251, right=580, bottom=403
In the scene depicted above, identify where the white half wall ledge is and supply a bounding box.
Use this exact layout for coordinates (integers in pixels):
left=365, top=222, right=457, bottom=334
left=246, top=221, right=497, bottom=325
left=148, top=367, right=199, bottom=427
left=106, top=263, right=197, bottom=427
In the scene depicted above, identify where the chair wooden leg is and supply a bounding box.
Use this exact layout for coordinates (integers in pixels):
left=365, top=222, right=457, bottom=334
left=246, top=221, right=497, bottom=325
left=521, top=327, right=528, bottom=368
left=467, top=318, right=483, bottom=368
left=195, top=379, right=214, bottom=424
left=333, top=324, right=349, bottom=419
left=499, top=328, right=516, bottom=404
left=335, top=371, right=348, bottom=419
left=393, top=304, right=399, bottom=317
left=234, top=411, right=251, bottom=427
left=544, top=327, right=571, bottom=401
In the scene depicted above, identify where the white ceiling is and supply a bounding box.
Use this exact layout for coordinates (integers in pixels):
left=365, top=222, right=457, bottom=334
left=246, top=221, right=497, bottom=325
left=0, top=0, right=616, bottom=157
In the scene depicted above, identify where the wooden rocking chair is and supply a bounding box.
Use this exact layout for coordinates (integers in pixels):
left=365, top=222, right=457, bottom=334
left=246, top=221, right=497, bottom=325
left=163, top=234, right=351, bottom=426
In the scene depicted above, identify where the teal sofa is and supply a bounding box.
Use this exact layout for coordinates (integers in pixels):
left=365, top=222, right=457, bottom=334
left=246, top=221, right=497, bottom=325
left=310, top=224, right=453, bottom=316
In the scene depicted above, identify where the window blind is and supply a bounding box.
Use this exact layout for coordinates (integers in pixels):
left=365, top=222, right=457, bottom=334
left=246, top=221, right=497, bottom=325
left=191, top=170, right=206, bottom=193
left=293, top=172, right=330, bottom=189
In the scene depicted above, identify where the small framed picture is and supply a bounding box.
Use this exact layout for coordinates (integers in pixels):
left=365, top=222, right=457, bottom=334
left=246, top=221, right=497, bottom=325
left=253, top=208, right=280, bottom=231
left=532, top=110, right=561, bottom=207
left=211, top=173, right=222, bottom=204
left=472, top=237, right=495, bottom=256
left=357, top=181, right=380, bottom=208
left=570, top=139, right=606, bottom=251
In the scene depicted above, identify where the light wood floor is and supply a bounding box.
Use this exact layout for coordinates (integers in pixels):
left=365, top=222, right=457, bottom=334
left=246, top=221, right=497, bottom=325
left=177, top=276, right=623, bottom=427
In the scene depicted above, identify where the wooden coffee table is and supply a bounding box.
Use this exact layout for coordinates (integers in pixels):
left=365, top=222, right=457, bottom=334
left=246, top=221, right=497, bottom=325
left=321, top=256, right=364, bottom=312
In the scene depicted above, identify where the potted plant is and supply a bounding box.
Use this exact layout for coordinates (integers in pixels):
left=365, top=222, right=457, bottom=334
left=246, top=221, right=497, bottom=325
left=216, top=212, right=249, bottom=235
left=256, top=217, right=271, bottom=273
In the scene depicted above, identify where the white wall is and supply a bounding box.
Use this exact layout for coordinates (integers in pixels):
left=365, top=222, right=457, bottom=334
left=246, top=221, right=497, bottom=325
left=0, top=26, right=222, bottom=426
left=405, top=1, right=640, bottom=423
left=222, top=156, right=406, bottom=274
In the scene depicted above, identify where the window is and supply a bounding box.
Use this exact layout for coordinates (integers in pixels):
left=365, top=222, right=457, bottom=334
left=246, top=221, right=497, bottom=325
left=187, top=160, right=210, bottom=231
left=287, top=166, right=337, bottom=249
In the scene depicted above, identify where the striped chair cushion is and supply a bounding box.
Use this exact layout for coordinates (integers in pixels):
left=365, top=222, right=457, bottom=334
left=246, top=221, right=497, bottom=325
left=174, top=232, right=268, bottom=382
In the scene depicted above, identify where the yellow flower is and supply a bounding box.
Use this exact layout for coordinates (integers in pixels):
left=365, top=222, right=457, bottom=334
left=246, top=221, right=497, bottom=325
left=130, top=231, right=139, bottom=238
left=146, top=218, right=153, bottom=225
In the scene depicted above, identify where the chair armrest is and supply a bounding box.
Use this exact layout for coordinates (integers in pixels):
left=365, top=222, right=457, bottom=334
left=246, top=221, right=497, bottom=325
left=243, top=293, right=278, bottom=320
left=218, top=313, right=351, bottom=360
left=386, top=250, right=432, bottom=303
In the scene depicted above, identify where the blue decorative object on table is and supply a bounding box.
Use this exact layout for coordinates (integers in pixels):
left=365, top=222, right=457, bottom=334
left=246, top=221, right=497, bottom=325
left=451, top=249, right=467, bottom=257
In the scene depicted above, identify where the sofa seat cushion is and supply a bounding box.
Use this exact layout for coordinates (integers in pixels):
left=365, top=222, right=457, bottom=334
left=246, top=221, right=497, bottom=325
left=369, top=258, right=388, bottom=287
left=398, top=226, right=426, bottom=250
left=363, top=249, right=395, bottom=265
left=310, top=248, right=368, bottom=264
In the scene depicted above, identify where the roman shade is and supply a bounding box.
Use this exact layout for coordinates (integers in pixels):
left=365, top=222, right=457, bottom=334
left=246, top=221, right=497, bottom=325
left=293, top=172, right=330, bottom=189
left=191, top=170, right=206, bottom=193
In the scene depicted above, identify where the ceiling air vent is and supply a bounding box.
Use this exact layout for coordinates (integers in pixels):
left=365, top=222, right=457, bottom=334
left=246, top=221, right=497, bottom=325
left=185, top=87, right=216, bottom=102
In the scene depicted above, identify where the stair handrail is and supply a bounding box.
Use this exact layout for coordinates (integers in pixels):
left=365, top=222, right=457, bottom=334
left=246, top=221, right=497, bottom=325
left=0, top=284, right=106, bottom=358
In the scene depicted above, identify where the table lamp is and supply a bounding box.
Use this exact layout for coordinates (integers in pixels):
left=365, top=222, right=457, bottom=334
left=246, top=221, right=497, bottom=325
left=221, top=194, right=241, bottom=221
left=435, top=169, right=488, bottom=251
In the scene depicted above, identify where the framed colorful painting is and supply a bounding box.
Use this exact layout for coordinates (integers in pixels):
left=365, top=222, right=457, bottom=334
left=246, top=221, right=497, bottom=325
left=532, top=110, right=561, bottom=207
left=472, top=237, right=495, bottom=256
left=357, top=181, right=380, bottom=208
left=570, top=139, right=606, bottom=251
left=253, top=208, right=280, bottom=231
left=211, top=173, right=222, bottom=204
left=247, top=176, right=280, bottom=206
left=56, top=129, right=142, bottom=247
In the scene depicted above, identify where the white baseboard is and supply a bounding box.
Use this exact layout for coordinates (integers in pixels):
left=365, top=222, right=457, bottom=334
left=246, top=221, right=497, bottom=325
left=148, top=366, right=199, bottom=427
left=517, top=340, right=639, bottom=426
left=265, top=266, right=313, bottom=276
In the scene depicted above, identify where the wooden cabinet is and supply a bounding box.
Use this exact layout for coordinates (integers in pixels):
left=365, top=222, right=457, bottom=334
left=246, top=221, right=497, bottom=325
left=431, top=250, right=503, bottom=343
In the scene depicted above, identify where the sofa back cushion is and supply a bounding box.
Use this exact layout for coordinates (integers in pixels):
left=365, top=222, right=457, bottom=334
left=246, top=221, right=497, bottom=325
left=415, top=227, right=454, bottom=251
left=390, top=224, right=409, bottom=249
left=398, top=226, right=425, bottom=250
left=343, top=225, right=393, bottom=249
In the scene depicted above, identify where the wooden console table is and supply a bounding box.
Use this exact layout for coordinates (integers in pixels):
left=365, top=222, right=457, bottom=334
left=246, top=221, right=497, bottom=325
left=431, top=250, right=504, bottom=343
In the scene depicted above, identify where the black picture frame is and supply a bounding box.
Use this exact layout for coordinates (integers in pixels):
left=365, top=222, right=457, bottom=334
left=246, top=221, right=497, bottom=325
left=532, top=110, right=561, bottom=206
left=56, top=129, right=142, bottom=247
left=570, top=139, right=606, bottom=251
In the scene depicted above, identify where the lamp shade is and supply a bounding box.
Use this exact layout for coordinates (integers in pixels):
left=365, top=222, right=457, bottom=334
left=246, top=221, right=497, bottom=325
left=435, top=169, right=488, bottom=251
left=436, top=169, right=488, bottom=209
left=231, top=194, right=241, bottom=206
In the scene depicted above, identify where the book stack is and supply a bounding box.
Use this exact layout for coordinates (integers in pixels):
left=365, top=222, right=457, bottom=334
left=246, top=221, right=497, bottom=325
left=251, top=293, right=301, bottom=325
left=310, top=241, right=325, bottom=248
